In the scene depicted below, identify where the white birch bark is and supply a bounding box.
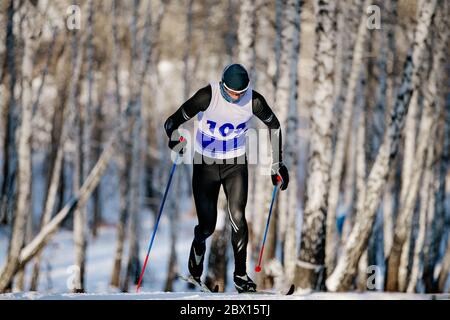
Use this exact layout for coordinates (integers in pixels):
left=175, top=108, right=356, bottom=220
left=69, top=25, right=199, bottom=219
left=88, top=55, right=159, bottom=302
left=386, top=2, right=445, bottom=290
left=406, top=141, right=434, bottom=293
left=339, top=127, right=356, bottom=244
left=383, top=184, right=394, bottom=258
left=238, top=0, right=256, bottom=79
left=69, top=16, right=87, bottom=293
left=325, top=0, right=370, bottom=276
left=0, top=1, right=38, bottom=292
left=182, top=0, right=193, bottom=100
left=412, top=10, right=448, bottom=292
left=397, top=91, right=419, bottom=292
left=121, top=0, right=142, bottom=292
left=326, top=0, right=438, bottom=292
left=355, top=89, right=367, bottom=291
left=249, top=0, right=273, bottom=269
left=110, top=0, right=126, bottom=288
left=276, top=0, right=302, bottom=285
left=237, top=0, right=257, bottom=272
left=381, top=1, right=399, bottom=255
left=295, top=0, right=336, bottom=291
left=423, top=5, right=449, bottom=292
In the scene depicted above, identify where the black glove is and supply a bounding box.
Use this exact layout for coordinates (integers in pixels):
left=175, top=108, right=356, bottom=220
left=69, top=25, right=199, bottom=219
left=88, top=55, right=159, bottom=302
left=167, top=131, right=187, bottom=155
left=271, top=162, right=289, bottom=191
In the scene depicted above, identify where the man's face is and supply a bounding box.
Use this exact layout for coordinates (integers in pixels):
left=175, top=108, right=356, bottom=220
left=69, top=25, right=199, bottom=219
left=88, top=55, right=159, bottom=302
left=224, top=87, right=246, bottom=101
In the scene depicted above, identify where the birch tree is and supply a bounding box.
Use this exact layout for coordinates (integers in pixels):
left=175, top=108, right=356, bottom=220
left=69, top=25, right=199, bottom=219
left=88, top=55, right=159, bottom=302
left=274, top=0, right=302, bottom=285
left=295, top=0, right=336, bottom=291
left=381, top=0, right=399, bottom=259
left=110, top=0, right=126, bottom=288
left=0, top=0, right=38, bottom=292
left=70, top=8, right=87, bottom=292
left=385, top=7, right=444, bottom=292
left=326, top=0, right=438, bottom=292
left=295, top=1, right=336, bottom=290
left=121, top=0, right=143, bottom=292
left=407, top=140, right=434, bottom=293
left=325, top=0, right=370, bottom=276
left=122, top=0, right=159, bottom=291
left=422, top=6, right=449, bottom=293
left=238, top=0, right=256, bottom=79
left=0, top=0, right=18, bottom=226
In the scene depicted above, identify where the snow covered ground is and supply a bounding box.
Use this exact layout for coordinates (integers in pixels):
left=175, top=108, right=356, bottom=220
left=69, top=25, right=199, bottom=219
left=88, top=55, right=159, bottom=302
left=2, top=291, right=449, bottom=300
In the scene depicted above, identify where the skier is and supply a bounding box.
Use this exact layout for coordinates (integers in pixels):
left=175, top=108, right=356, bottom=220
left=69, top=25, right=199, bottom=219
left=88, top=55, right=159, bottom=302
left=164, top=64, right=289, bottom=293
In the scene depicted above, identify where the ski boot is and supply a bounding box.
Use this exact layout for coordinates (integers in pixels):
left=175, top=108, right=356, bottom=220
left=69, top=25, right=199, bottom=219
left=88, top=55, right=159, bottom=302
left=234, top=273, right=257, bottom=293
left=188, top=239, right=206, bottom=281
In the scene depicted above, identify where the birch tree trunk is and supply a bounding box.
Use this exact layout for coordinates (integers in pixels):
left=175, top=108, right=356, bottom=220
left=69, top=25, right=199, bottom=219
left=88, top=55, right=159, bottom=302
left=427, top=110, right=449, bottom=292
left=423, top=7, right=449, bottom=293
left=84, top=0, right=100, bottom=238
left=121, top=0, right=142, bottom=292
left=339, top=125, right=356, bottom=244
left=406, top=140, right=434, bottom=293
left=276, top=0, right=302, bottom=285
left=386, top=2, right=443, bottom=291
left=110, top=0, right=126, bottom=288
left=332, top=0, right=361, bottom=140
left=238, top=0, right=256, bottom=78
left=326, top=0, right=438, bottom=292
left=0, top=1, right=38, bottom=292
left=182, top=0, right=193, bottom=100
left=121, top=0, right=158, bottom=291
left=325, top=0, right=370, bottom=277
left=30, top=51, right=72, bottom=291
left=382, top=1, right=399, bottom=259
left=69, top=15, right=87, bottom=292
left=396, top=91, right=419, bottom=292
left=354, top=81, right=367, bottom=291
left=91, top=69, right=106, bottom=238
left=0, top=0, right=18, bottom=226
left=295, top=0, right=336, bottom=291
left=237, top=0, right=257, bottom=273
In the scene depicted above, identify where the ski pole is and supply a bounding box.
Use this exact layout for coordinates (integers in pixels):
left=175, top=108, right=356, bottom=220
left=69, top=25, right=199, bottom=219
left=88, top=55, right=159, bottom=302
left=255, top=175, right=282, bottom=273
left=136, top=137, right=184, bottom=292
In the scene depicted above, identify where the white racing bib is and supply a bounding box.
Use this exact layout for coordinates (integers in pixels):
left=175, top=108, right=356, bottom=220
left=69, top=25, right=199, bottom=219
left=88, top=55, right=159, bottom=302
left=195, top=82, right=253, bottom=159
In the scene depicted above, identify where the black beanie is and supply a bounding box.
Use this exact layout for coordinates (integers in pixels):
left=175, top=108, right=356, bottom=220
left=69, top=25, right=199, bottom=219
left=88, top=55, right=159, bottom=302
left=222, top=64, right=250, bottom=92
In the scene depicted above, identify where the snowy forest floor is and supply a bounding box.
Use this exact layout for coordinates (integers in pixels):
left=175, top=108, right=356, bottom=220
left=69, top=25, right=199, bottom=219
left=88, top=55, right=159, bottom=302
left=1, top=291, right=449, bottom=300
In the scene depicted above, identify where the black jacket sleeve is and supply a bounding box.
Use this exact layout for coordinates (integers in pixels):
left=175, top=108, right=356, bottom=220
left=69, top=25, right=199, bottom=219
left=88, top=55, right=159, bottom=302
left=164, top=85, right=212, bottom=138
left=252, top=90, right=283, bottom=163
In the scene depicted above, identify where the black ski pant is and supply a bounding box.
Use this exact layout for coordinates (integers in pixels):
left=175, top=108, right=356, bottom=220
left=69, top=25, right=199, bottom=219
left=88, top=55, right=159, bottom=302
left=192, top=154, right=249, bottom=276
